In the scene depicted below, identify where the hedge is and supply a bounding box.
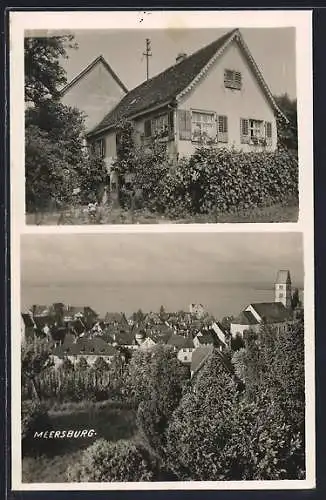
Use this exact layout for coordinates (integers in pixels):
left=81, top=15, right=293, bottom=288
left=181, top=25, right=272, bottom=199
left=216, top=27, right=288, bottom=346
left=132, top=146, right=298, bottom=217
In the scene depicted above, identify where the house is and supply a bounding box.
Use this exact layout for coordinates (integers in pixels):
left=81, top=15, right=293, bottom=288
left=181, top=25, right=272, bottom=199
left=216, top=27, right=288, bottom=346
left=104, top=312, right=129, bottom=328
left=230, top=302, right=293, bottom=338
left=230, top=269, right=294, bottom=338
left=167, top=334, right=195, bottom=364
left=86, top=28, right=287, bottom=165
left=211, top=321, right=228, bottom=347
left=59, top=55, right=128, bottom=132
left=52, top=337, right=118, bottom=366
left=189, top=303, right=206, bottom=318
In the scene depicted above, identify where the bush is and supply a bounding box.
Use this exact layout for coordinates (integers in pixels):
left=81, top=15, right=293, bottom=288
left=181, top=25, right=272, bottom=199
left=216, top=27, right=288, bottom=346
left=22, top=400, right=52, bottom=456
left=160, top=147, right=298, bottom=217
left=66, top=438, right=158, bottom=482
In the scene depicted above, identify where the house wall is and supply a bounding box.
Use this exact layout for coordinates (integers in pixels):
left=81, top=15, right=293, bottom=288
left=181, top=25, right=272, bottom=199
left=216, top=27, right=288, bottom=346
left=230, top=322, right=260, bottom=338
left=177, top=348, right=194, bottom=364
left=61, top=60, right=126, bottom=132
left=176, top=38, right=277, bottom=157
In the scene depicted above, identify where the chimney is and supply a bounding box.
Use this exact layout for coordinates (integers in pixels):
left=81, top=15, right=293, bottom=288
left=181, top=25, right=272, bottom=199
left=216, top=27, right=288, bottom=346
left=175, top=52, right=187, bottom=64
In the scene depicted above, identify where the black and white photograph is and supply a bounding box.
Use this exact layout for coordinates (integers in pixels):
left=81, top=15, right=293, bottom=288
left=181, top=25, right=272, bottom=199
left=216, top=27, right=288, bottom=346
left=18, top=232, right=308, bottom=485
left=8, top=9, right=314, bottom=493
left=23, top=23, right=299, bottom=225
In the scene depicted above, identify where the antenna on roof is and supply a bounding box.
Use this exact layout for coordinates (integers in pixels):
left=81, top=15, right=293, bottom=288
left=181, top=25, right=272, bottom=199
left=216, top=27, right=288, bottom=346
left=143, top=38, right=152, bottom=81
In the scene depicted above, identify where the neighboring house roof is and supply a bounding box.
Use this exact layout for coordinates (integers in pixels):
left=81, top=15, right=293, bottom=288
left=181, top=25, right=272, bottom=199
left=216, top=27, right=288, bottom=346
left=275, top=269, right=291, bottom=285
left=33, top=315, right=54, bottom=329
left=59, top=55, right=128, bottom=96
left=104, top=312, right=128, bottom=325
left=249, top=302, right=292, bottom=324
left=114, top=329, right=135, bottom=346
left=167, top=334, right=194, bottom=349
left=21, top=313, right=35, bottom=328
left=61, top=337, right=117, bottom=356
left=190, top=345, right=214, bottom=376
left=88, top=28, right=288, bottom=137
left=32, top=305, right=52, bottom=316
left=195, top=331, right=215, bottom=345
left=233, top=310, right=259, bottom=326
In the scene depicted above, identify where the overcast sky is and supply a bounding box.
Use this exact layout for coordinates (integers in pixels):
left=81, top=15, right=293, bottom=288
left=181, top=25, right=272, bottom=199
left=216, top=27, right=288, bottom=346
left=20, top=232, right=303, bottom=316
left=37, top=27, right=296, bottom=98
left=21, top=232, right=303, bottom=287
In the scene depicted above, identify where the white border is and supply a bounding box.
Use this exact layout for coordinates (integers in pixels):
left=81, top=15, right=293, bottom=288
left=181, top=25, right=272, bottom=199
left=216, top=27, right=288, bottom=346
left=9, top=9, right=314, bottom=492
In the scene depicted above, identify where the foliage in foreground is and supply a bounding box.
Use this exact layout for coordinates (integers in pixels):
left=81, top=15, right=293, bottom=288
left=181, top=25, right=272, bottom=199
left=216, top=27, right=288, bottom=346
left=66, top=439, right=158, bottom=482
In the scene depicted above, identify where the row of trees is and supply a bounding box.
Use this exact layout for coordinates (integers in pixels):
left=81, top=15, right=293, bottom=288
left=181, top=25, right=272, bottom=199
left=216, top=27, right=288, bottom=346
left=64, top=319, right=305, bottom=482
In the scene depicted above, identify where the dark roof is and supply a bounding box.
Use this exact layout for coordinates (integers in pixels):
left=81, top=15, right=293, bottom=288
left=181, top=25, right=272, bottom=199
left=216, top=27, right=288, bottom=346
left=88, top=28, right=288, bottom=137
left=88, top=29, right=237, bottom=136
left=196, top=331, right=215, bottom=345
left=59, top=55, right=128, bottom=96
left=60, top=337, right=117, bottom=356
left=190, top=345, right=214, bottom=376
left=275, top=270, right=291, bottom=285
left=249, top=302, right=292, bottom=323
left=104, top=312, right=128, bottom=325
left=167, top=334, right=194, bottom=349
left=21, top=313, right=35, bottom=328
left=34, top=315, right=54, bottom=329
left=233, top=310, right=259, bottom=326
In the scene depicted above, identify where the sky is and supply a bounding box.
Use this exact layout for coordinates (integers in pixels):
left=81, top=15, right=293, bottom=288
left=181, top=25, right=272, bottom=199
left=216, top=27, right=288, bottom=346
left=20, top=232, right=303, bottom=316
left=34, top=27, right=296, bottom=99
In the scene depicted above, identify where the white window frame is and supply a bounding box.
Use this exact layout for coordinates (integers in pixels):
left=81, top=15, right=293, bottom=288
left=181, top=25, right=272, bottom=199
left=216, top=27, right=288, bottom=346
left=191, top=109, right=217, bottom=144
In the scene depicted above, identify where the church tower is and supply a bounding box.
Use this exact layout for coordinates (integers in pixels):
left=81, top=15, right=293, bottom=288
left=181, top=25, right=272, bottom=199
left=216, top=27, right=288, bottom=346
left=275, top=270, right=292, bottom=308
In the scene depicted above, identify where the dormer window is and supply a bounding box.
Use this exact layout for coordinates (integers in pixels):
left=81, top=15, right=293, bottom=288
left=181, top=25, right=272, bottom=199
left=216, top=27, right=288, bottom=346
left=224, top=69, right=242, bottom=90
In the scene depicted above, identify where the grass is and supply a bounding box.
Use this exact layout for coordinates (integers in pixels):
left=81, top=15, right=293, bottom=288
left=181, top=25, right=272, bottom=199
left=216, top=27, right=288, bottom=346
left=22, top=400, right=137, bottom=483
left=26, top=199, right=299, bottom=225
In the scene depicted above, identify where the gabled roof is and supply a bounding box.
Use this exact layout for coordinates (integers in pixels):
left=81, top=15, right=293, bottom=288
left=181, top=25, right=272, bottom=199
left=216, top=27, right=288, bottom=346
left=21, top=313, right=35, bottom=328
left=190, top=345, right=214, bottom=376
left=104, top=312, right=128, bottom=325
left=233, top=310, right=259, bottom=326
left=275, top=270, right=291, bottom=285
left=88, top=28, right=288, bottom=137
left=167, top=334, right=194, bottom=349
left=249, top=302, right=292, bottom=324
left=59, top=55, right=128, bottom=96
left=196, top=331, right=215, bottom=345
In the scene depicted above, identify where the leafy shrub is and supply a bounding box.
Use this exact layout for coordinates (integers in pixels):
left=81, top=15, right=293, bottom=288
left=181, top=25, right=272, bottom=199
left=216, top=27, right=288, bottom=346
left=22, top=400, right=50, bottom=440
left=66, top=438, right=158, bottom=482
left=160, top=147, right=298, bottom=217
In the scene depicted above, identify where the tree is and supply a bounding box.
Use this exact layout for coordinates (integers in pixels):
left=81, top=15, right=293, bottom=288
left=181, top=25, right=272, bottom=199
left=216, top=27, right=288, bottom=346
left=127, top=345, right=188, bottom=457
left=21, top=339, right=54, bottom=400
left=66, top=439, right=158, bottom=482
left=92, top=356, right=108, bottom=374
left=75, top=357, right=88, bottom=371
left=25, top=35, right=76, bottom=105
left=165, top=350, right=241, bottom=480
left=274, top=93, right=298, bottom=151
left=165, top=347, right=305, bottom=480
left=291, top=287, right=302, bottom=310
left=132, top=309, right=145, bottom=324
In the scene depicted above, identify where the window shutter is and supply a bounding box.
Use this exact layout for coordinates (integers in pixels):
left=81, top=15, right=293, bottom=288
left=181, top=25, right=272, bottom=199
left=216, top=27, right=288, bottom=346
left=265, top=121, right=272, bottom=145
left=240, top=118, right=249, bottom=144
left=217, top=115, right=228, bottom=143
left=168, top=110, right=174, bottom=139
left=144, top=119, right=152, bottom=138
left=178, top=109, right=192, bottom=140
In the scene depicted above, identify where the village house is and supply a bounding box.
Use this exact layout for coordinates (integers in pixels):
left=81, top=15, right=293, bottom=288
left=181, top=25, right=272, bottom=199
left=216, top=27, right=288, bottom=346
left=167, top=334, right=195, bottom=364
left=86, top=28, right=287, bottom=170
left=59, top=55, right=128, bottom=132
left=230, top=270, right=295, bottom=338
left=52, top=336, right=118, bottom=367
